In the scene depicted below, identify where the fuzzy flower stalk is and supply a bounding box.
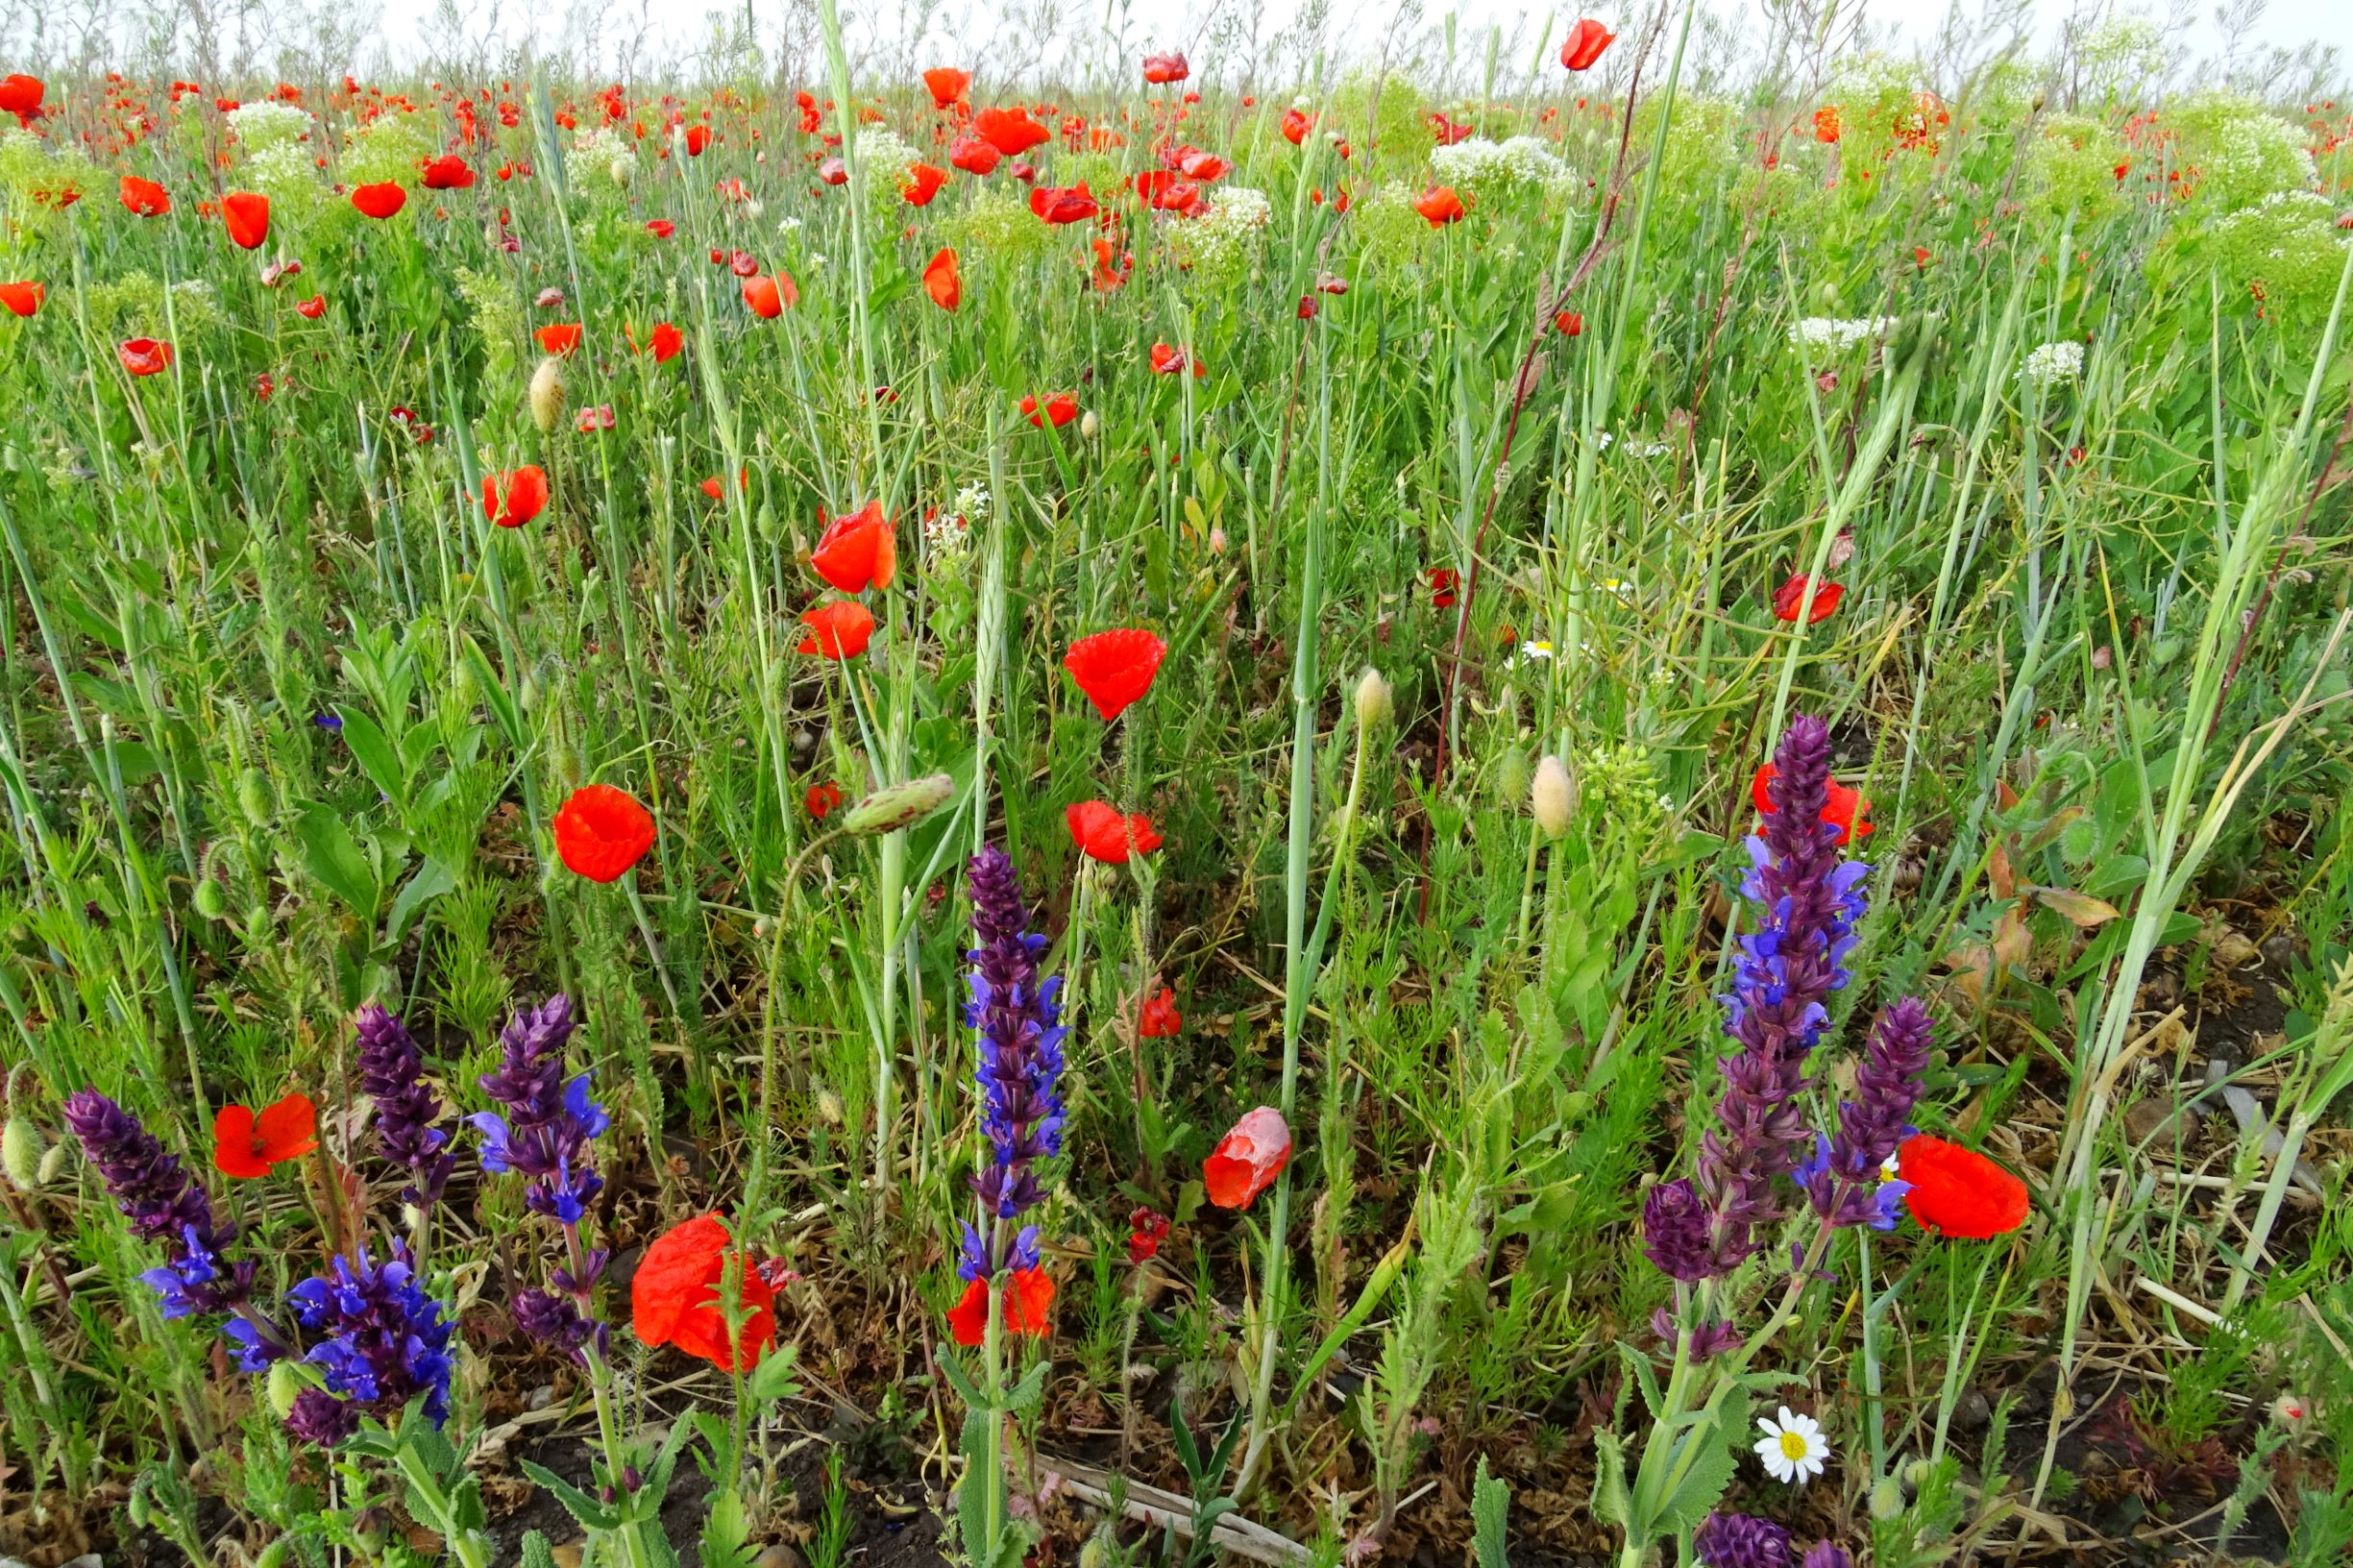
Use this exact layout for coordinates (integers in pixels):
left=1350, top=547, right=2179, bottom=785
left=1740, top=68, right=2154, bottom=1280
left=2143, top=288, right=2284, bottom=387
left=472, top=994, right=611, bottom=1360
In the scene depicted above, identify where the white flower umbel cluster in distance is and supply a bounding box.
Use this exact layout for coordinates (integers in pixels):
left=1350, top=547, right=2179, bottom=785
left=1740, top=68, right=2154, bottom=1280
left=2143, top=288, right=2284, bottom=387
left=1789, top=316, right=1898, bottom=355
left=2022, top=339, right=2085, bottom=389
left=1430, top=135, right=1576, bottom=203
left=566, top=125, right=637, bottom=189
left=225, top=100, right=314, bottom=151
left=1170, top=185, right=1272, bottom=285
left=849, top=129, right=919, bottom=200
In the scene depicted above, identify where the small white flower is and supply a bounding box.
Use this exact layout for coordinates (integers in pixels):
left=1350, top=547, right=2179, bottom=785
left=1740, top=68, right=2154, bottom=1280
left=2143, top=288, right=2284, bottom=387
left=1755, top=1407, right=1828, bottom=1485
left=1512, top=640, right=1556, bottom=667
left=2022, top=339, right=2084, bottom=389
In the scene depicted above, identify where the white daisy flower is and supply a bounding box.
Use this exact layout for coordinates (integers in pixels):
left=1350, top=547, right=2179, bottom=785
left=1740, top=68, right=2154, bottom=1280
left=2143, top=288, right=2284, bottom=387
left=1754, top=1406, right=1828, bottom=1485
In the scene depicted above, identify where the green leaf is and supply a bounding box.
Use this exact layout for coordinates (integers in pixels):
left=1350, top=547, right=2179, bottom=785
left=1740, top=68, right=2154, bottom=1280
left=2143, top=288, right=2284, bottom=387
left=458, top=632, right=523, bottom=747
left=385, top=856, right=455, bottom=948
left=698, top=1489, right=756, bottom=1568
left=519, top=1459, right=623, bottom=1533
left=1590, top=1429, right=1631, bottom=1530
left=935, top=1346, right=986, bottom=1412
left=748, top=1342, right=802, bottom=1407
left=334, top=705, right=407, bottom=807
left=521, top=1531, right=559, bottom=1568
left=1652, top=1390, right=1749, bottom=1540
left=295, top=803, right=380, bottom=915
left=1614, top=1340, right=1665, bottom=1420
left=954, top=1409, right=1000, bottom=1568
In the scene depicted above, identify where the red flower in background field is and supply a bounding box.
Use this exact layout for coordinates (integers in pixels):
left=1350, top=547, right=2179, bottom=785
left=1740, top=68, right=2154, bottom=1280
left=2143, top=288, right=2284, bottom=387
left=0, top=74, right=43, bottom=126
left=422, top=155, right=477, bottom=189
left=811, top=500, right=896, bottom=593
left=1751, top=762, right=1874, bottom=845
left=1771, top=574, right=1844, bottom=624
left=949, top=134, right=1001, bottom=175
left=1066, top=801, right=1161, bottom=863
left=798, top=600, right=874, bottom=659
left=535, top=323, right=582, bottom=355
left=1141, top=51, right=1190, bottom=85
left=1021, top=392, right=1080, bottom=429
left=0, top=281, right=43, bottom=317
left=1282, top=109, right=1313, bottom=145
left=575, top=404, right=615, bottom=432
left=212, top=1093, right=318, bottom=1178
left=222, top=190, right=270, bottom=249
left=683, top=125, right=711, bottom=157
left=1150, top=342, right=1204, bottom=377
left=902, top=163, right=948, bottom=206
left=974, top=106, right=1050, bottom=157
left=350, top=182, right=406, bottom=219
left=1428, top=567, right=1459, bottom=608
left=632, top=1213, right=776, bottom=1370
left=637, top=321, right=683, bottom=361
left=646, top=218, right=676, bottom=237
left=924, top=67, right=972, bottom=109
left=553, top=783, right=656, bottom=882
left=742, top=274, right=787, bottom=318
left=701, top=468, right=747, bottom=501
left=1898, top=1135, right=2028, bottom=1238
left=1030, top=182, right=1097, bottom=224
left=1205, top=1107, right=1290, bottom=1209
left=118, top=337, right=173, bottom=376
left=922, top=248, right=961, bottom=311
left=946, top=1267, right=1055, bottom=1346
left=1813, top=106, right=1841, bottom=144
left=1560, top=17, right=1616, bottom=70
left=1125, top=1207, right=1170, bottom=1262
left=1064, top=628, right=1165, bottom=720
left=1140, top=986, right=1182, bottom=1038
left=1555, top=310, right=1583, bottom=336
left=295, top=294, right=327, bottom=318
left=483, top=465, right=549, bottom=527
left=1413, top=185, right=1466, bottom=225
left=120, top=175, right=171, bottom=216
left=804, top=781, right=844, bottom=820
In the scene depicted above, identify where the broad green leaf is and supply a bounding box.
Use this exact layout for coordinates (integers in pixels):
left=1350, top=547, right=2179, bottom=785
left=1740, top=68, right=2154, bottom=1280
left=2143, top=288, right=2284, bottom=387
left=296, top=803, right=380, bottom=915
left=334, top=704, right=407, bottom=807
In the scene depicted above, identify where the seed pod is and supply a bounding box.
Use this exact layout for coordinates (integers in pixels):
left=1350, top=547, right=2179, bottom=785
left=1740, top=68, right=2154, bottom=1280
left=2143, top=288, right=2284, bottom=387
left=1532, top=755, right=1573, bottom=839
left=3, top=1116, right=43, bottom=1190
left=528, top=354, right=565, bottom=432
left=844, top=772, right=954, bottom=835
left=1354, top=667, right=1392, bottom=730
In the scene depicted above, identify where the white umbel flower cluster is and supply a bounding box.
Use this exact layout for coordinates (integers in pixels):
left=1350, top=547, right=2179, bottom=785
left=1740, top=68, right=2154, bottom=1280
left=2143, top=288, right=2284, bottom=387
left=1169, top=186, right=1272, bottom=285
left=1789, top=316, right=1897, bottom=354
left=1430, top=135, right=1575, bottom=201
left=566, top=126, right=636, bottom=190
left=225, top=100, right=314, bottom=151
left=850, top=129, right=919, bottom=199
left=2022, top=339, right=2085, bottom=388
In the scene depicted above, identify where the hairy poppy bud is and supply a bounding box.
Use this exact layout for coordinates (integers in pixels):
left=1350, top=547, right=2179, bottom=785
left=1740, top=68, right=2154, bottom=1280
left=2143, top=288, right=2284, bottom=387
left=192, top=876, right=229, bottom=919
left=1532, top=755, right=1573, bottom=838
left=1498, top=749, right=1531, bottom=809
left=3, top=1115, right=42, bottom=1190
left=36, top=1142, right=64, bottom=1186
left=1079, top=408, right=1100, bottom=441
left=236, top=768, right=274, bottom=827
left=266, top=1359, right=304, bottom=1417
left=844, top=773, right=954, bottom=835
left=1354, top=667, right=1392, bottom=730
left=1870, top=1476, right=1904, bottom=1519
left=528, top=355, right=565, bottom=432
left=816, top=1089, right=844, bottom=1126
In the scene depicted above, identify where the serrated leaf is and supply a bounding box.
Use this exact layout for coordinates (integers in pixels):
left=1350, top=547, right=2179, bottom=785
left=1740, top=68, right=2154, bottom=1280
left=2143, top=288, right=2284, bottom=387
left=699, top=1489, right=755, bottom=1568
left=521, top=1531, right=558, bottom=1568
left=1591, top=1429, right=1631, bottom=1530
left=935, top=1346, right=986, bottom=1412
left=1471, top=1457, right=1510, bottom=1568
left=1652, top=1390, right=1750, bottom=1539
left=1615, top=1340, right=1665, bottom=1419
left=520, top=1459, right=623, bottom=1533
left=748, top=1343, right=801, bottom=1406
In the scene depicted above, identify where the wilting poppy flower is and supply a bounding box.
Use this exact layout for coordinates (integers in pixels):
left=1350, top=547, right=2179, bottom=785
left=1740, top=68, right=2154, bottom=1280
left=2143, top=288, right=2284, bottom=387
left=923, top=67, right=972, bottom=109
left=535, top=323, right=582, bottom=355
left=212, top=1093, right=319, bottom=1178
left=901, top=162, right=949, bottom=206
left=0, top=281, right=42, bottom=318
left=812, top=500, right=896, bottom=593
left=575, top=404, right=616, bottom=432
left=1150, top=342, right=1204, bottom=378
left=1141, top=51, right=1190, bottom=85
left=1560, top=17, right=1616, bottom=70
left=817, top=156, right=848, bottom=185
left=646, top=218, right=676, bottom=237
left=1555, top=310, right=1583, bottom=337
left=222, top=190, right=270, bottom=249
left=118, top=337, right=174, bottom=377
left=1428, top=567, right=1459, bottom=608
left=798, top=600, right=874, bottom=659
left=1898, top=1135, right=2029, bottom=1239
left=805, top=780, right=844, bottom=819
left=1140, top=986, right=1182, bottom=1038
left=1029, top=182, right=1097, bottom=224
left=553, top=783, right=657, bottom=882
left=922, top=247, right=961, bottom=312
left=1064, top=627, right=1166, bottom=720
left=350, top=181, right=407, bottom=219
left=1126, top=1207, right=1170, bottom=1263
left=742, top=274, right=786, bottom=318
left=295, top=294, right=327, bottom=319
left=421, top=154, right=477, bottom=189
left=1091, top=238, right=1133, bottom=291
left=119, top=175, right=171, bottom=216
left=483, top=465, right=550, bottom=527
left=726, top=249, right=761, bottom=279
left=1413, top=185, right=1466, bottom=226
left=974, top=106, right=1051, bottom=157
left=1812, top=106, right=1841, bottom=144
left=1771, top=574, right=1844, bottom=624
left=949, top=134, right=1002, bottom=175
left=1066, top=800, right=1162, bottom=863
left=0, top=73, right=42, bottom=125
left=1204, top=1107, right=1291, bottom=1209
left=945, top=1267, right=1055, bottom=1347
left=638, top=321, right=683, bottom=361
left=1298, top=295, right=1318, bottom=320
left=683, top=124, right=711, bottom=157
left=1021, top=392, right=1080, bottom=429
left=1751, top=762, right=1874, bottom=845
left=1281, top=108, right=1313, bottom=144
left=631, top=1213, right=776, bottom=1370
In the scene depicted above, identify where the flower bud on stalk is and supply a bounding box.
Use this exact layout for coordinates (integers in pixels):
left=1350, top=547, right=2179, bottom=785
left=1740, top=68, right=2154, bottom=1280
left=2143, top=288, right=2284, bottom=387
left=1354, top=667, right=1392, bottom=730
left=1532, top=755, right=1573, bottom=839
left=844, top=773, right=955, bottom=835
left=527, top=355, right=565, bottom=432
left=3, top=1115, right=42, bottom=1190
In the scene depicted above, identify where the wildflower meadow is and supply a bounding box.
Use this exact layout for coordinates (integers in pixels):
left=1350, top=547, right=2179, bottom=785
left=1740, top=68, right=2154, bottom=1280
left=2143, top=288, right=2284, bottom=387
left=2, top=2, right=2353, bottom=1565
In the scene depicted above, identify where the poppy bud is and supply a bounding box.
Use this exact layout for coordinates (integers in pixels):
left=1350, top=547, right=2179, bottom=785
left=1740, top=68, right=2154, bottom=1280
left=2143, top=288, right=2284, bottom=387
left=1354, top=667, right=1392, bottom=730
left=1079, top=408, right=1100, bottom=441
left=1869, top=1476, right=1904, bottom=1519
left=1532, top=755, right=1573, bottom=838
left=35, top=1142, right=63, bottom=1186
left=817, top=1089, right=844, bottom=1125
left=236, top=768, right=274, bottom=827
left=3, top=1115, right=42, bottom=1190
left=1498, top=749, right=1531, bottom=809
left=266, top=1359, right=304, bottom=1417
left=192, top=876, right=229, bottom=919
left=528, top=355, right=566, bottom=432
left=843, top=772, right=955, bottom=835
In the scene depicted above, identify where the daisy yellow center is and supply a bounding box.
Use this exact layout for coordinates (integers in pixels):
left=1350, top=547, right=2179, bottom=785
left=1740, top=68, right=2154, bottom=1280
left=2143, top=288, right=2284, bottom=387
left=1778, top=1431, right=1811, bottom=1460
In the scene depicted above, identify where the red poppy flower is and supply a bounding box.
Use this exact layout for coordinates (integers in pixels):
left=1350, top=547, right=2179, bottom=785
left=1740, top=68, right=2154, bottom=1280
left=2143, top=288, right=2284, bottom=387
left=118, top=337, right=174, bottom=377
left=683, top=124, right=711, bottom=157
left=1298, top=295, right=1318, bottom=320
left=949, top=134, right=1002, bottom=175
left=1125, top=1207, right=1170, bottom=1263
left=818, top=156, right=848, bottom=185
left=1812, top=106, right=1841, bottom=144
left=1751, top=762, right=1875, bottom=846
left=798, top=600, right=874, bottom=659
left=350, top=181, right=407, bottom=219
left=1021, top=392, right=1080, bottom=429
left=1555, top=310, right=1583, bottom=337
left=1179, top=151, right=1230, bottom=182
left=1149, top=342, right=1204, bottom=378
left=1029, top=182, right=1097, bottom=224
left=701, top=468, right=748, bottom=502
left=1141, top=51, right=1190, bottom=85
left=576, top=404, right=616, bottom=432
left=552, top=783, right=656, bottom=882
left=973, top=106, right=1050, bottom=157
left=1913, top=246, right=1933, bottom=270
left=945, top=1266, right=1055, bottom=1347
left=924, top=67, right=972, bottom=109
left=212, top=1093, right=319, bottom=1178
left=1413, top=185, right=1466, bottom=226
left=483, top=465, right=550, bottom=527
left=421, top=154, right=476, bottom=189
left=119, top=175, right=171, bottom=216
left=1897, top=1135, right=2029, bottom=1239
left=1140, top=986, right=1182, bottom=1038
left=631, top=1213, right=776, bottom=1371
left=1064, top=627, right=1166, bottom=720
left=805, top=781, right=845, bottom=820
left=1560, top=17, right=1616, bottom=70
left=295, top=294, right=327, bottom=319
left=1204, top=1107, right=1290, bottom=1209
left=646, top=218, right=676, bottom=238
left=535, top=323, right=582, bottom=355
left=1771, top=574, right=1844, bottom=624
left=222, top=190, right=270, bottom=249
left=727, top=249, right=761, bottom=279
left=1428, top=567, right=1459, bottom=608
left=743, top=274, right=787, bottom=318
left=811, top=500, right=896, bottom=593
left=0, top=281, right=43, bottom=318
left=0, top=73, right=42, bottom=125
left=1066, top=800, right=1162, bottom=863
left=922, top=247, right=961, bottom=312
left=901, top=162, right=948, bottom=206
left=1281, top=109, right=1313, bottom=145
left=639, top=321, right=683, bottom=362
